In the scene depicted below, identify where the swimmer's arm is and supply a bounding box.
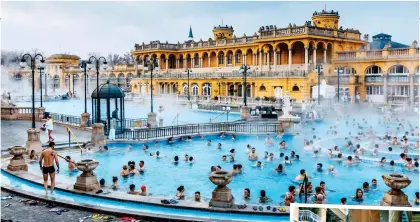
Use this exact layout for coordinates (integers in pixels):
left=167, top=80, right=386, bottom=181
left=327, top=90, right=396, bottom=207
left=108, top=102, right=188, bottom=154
left=39, top=153, right=44, bottom=170
left=54, top=152, right=60, bottom=171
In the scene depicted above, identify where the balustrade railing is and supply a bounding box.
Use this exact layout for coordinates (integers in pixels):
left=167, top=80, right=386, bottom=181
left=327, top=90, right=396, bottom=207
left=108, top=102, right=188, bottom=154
left=335, top=48, right=418, bottom=61
left=299, top=210, right=322, bottom=222
left=51, top=113, right=81, bottom=126
left=115, top=122, right=281, bottom=140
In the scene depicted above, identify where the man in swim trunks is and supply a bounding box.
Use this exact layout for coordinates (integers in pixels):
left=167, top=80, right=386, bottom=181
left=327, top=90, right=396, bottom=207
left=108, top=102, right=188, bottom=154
left=39, top=142, right=59, bottom=195
left=248, top=147, right=258, bottom=160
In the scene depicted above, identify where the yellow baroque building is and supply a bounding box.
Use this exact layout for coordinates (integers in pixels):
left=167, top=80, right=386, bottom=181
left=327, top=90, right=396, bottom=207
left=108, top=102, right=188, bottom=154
left=129, top=9, right=419, bottom=105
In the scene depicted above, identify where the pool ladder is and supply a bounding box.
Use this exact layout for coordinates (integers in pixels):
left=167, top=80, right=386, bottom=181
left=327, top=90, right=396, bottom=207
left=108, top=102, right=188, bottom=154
left=66, top=127, right=84, bottom=153
left=171, top=113, right=180, bottom=126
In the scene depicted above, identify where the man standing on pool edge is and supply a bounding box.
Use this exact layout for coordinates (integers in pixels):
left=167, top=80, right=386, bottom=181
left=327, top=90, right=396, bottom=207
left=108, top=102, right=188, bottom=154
left=39, top=142, right=60, bottom=195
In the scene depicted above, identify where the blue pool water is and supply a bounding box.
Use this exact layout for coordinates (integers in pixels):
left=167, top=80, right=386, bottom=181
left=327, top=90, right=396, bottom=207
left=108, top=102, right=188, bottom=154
left=16, top=99, right=241, bottom=125
left=1, top=170, right=289, bottom=222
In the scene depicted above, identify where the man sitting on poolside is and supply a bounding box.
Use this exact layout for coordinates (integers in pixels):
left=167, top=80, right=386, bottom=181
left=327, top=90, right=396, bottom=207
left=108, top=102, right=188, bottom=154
left=248, top=147, right=258, bottom=160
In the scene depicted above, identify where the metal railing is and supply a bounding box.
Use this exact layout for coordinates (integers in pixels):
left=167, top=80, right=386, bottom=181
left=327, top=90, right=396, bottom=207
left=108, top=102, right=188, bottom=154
left=123, top=118, right=148, bottom=128
left=115, top=122, right=281, bottom=140
left=299, top=210, right=322, bottom=222
left=51, top=113, right=81, bottom=126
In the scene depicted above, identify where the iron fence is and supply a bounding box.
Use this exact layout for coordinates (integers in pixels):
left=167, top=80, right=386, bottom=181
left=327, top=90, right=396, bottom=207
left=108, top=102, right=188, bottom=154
left=51, top=113, right=81, bottom=126
left=115, top=122, right=280, bottom=140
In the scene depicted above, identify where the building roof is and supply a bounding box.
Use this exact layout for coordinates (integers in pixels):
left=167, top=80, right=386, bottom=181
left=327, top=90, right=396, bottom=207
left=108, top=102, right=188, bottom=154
left=47, top=54, right=80, bottom=60
left=91, top=81, right=125, bottom=98
left=370, top=33, right=409, bottom=49
left=188, top=25, right=193, bottom=39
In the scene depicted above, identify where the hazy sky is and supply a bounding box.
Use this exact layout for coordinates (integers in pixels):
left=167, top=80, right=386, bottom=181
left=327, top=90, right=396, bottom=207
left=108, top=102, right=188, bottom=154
left=2, top=1, right=418, bottom=58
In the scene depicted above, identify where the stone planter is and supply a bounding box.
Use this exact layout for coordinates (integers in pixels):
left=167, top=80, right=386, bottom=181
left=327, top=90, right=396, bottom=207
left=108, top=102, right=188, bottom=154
left=7, top=146, right=28, bottom=171
left=381, top=174, right=412, bottom=207
left=74, top=159, right=99, bottom=192
left=209, top=171, right=234, bottom=208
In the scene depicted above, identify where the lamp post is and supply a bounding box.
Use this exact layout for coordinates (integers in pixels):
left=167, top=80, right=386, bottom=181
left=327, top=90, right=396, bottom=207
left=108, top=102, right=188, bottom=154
left=45, top=73, right=48, bottom=98
left=144, top=57, right=159, bottom=113
left=334, top=65, right=343, bottom=104
left=87, top=56, right=108, bottom=123
left=239, top=64, right=250, bottom=106
left=315, top=64, right=323, bottom=105
left=80, top=61, right=89, bottom=113
left=20, top=54, right=46, bottom=128
left=222, top=106, right=231, bottom=122
left=38, top=67, right=44, bottom=107
left=185, top=68, right=191, bottom=101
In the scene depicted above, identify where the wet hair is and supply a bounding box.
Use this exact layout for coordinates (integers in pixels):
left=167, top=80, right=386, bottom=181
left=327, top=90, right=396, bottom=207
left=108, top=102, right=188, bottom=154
left=222, top=155, right=227, bottom=158
left=315, top=186, right=322, bottom=193
left=277, top=164, right=283, bottom=170
left=217, top=165, right=221, bottom=169
left=174, top=156, right=179, bottom=161
left=285, top=156, right=289, bottom=161
left=296, top=155, right=300, bottom=160
left=245, top=188, right=250, bottom=195
left=112, top=176, right=118, bottom=183
left=375, top=144, right=379, bottom=148
left=320, top=181, right=325, bottom=186
left=390, top=160, right=395, bottom=166
left=400, top=153, right=406, bottom=158
left=347, top=156, right=352, bottom=161
left=388, top=147, right=392, bottom=152
left=189, top=156, right=194, bottom=161
left=140, top=160, right=144, bottom=165
left=100, top=178, right=105, bottom=186
left=177, top=186, right=184, bottom=192
left=363, top=182, right=369, bottom=188
left=66, top=156, right=71, bottom=160
left=129, top=164, right=135, bottom=170
left=416, top=192, right=419, bottom=198
left=288, top=185, right=296, bottom=192
left=195, top=191, right=200, bottom=195
left=317, top=163, right=323, bottom=168
left=260, top=190, right=266, bottom=197
left=129, top=184, right=135, bottom=190
left=415, top=162, right=419, bottom=168
left=233, top=164, right=238, bottom=169
left=230, top=149, right=235, bottom=153
left=340, top=197, right=347, bottom=204
left=300, top=169, right=305, bottom=174
left=48, top=142, right=55, bottom=147
left=123, top=165, right=128, bottom=170
left=356, top=144, right=360, bottom=149
left=372, top=179, right=377, bottom=183
left=355, top=188, right=363, bottom=199
left=280, top=153, right=284, bottom=157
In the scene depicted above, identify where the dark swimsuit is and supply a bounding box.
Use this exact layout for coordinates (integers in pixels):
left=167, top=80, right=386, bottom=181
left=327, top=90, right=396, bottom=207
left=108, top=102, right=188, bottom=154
left=42, top=166, right=55, bottom=174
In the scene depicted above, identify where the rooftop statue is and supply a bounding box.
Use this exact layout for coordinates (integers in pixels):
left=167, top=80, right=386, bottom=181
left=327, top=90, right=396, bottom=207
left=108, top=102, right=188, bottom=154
left=412, top=40, right=418, bottom=48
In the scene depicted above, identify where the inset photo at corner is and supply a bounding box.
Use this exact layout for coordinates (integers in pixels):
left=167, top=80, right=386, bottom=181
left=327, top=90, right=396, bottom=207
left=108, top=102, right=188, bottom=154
left=290, top=203, right=419, bottom=222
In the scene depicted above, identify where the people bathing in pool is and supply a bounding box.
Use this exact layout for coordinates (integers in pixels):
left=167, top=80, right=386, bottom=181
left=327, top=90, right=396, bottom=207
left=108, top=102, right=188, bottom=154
left=295, top=169, right=307, bottom=181
left=415, top=192, right=419, bottom=205
left=230, top=149, right=235, bottom=156
left=139, top=161, right=145, bottom=172
left=363, top=182, right=370, bottom=193
left=243, top=188, right=251, bottom=200
left=264, top=135, right=274, bottom=146
left=248, top=147, right=258, bottom=160
left=257, top=190, right=271, bottom=203
left=176, top=186, right=185, bottom=200
left=173, top=156, right=179, bottom=164
left=65, top=156, right=76, bottom=171
left=267, top=153, right=274, bottom=161
left=194, top=191, right=201, bottom=202
left=284, top=156, right=292, bottom=165
left=112, top=176, right=119, bottom=190
left=129, top=164, right=139, bottom=175
left=128, top=184, right=138, bottom=195
left=279, top=141, right=287, bottom=149
left=255, top=161, right=263, bottom=168
left=232, top=164, right=241, bottom=175
left=120, top=165, right=130, bottom=177
left=345, top=156, right=353, bottom=166
left=207, top=140, right=212, bottom=146
left=168, top=137, right=174, bottom=144
left=371, top=179, right=377, bottom=189
left=378, top=157, right=386, bottom=166
left=29, top=150, right=38, bottom=163
left=217, top=143, right=222, bottom=149
left=150, top=151, right=166, bottom=158
left=142, top=144, right=149, bottom=152
left=139, top=185, right=149, bottom=196
left=352, top=188, right=364, bottom=202
left=284, top=185, right=296, bottom=206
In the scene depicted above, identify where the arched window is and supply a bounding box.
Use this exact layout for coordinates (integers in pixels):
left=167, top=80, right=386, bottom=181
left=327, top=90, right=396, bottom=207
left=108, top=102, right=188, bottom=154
left=192, top=84, right=198, bottom=96
left=227, top=54, right=232, bottom=65
left=202, top=83, right=212, bottom=96
left=343, top=67, right=357, bottom=75
left=183, top=84, right=188, bottom=95
left=235, top=53, right=241, bottom=64
left=292, top=85, right=300, bottom=92
left=415, top=66, right=419, bottom=75
left=194, top=56, right=199, bottom=66
left=218, top=54, right=224, bottom=65
left=365, top=66, right=382, bottom=75
left=388, top=65, right=409, bottom=74
left=259, top=85, right=267, bottom=91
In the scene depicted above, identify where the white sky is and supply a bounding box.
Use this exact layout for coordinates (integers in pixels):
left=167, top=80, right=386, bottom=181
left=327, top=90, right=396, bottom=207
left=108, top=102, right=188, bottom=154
left=1, top=1, right=419, bottom=58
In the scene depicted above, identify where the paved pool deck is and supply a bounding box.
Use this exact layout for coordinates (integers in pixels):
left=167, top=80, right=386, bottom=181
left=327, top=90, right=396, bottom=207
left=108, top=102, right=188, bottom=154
left=1, top=120, right=92, bottom=151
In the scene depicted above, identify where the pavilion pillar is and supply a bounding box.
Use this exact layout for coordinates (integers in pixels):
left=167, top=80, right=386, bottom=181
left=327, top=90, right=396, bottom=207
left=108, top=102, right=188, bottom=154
left=304, top=47, right=309, bottom=74
left=410, top=74, right=414, bottom=106
left=323, top=48, right=327, bottom=64
left=288, top=49, right=292, bottom=71
left=384, top=74, right=388, bottom=104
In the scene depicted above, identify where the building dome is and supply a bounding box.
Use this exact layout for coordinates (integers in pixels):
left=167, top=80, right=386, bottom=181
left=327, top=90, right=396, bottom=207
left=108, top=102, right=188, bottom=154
left=47, top=54, right=80, bottom=60
left=91, top=81, right=125, bottom=99
left=370, top=33, right=409, bottom=49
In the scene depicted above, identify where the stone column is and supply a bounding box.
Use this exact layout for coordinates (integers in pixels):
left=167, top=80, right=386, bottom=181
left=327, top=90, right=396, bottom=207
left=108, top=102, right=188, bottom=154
left=225, top=55, right=227, bottom=67
left=80, top=112, right=91, bottom=127
left=226, top=83, right=228, bottom=96
left=91, top=123, right=106, bottom=149
left=191, top=57, right=195, bottom=68
left=313, top=48, right=317, bottom=65
left=147, top=112, right=157, bottom=128
left=134, top=59, right=138, bottom=76
left=183, top=59, right=186, bottom=69
left=233, top=55, right=235, bottom=67
left=38, top=107, right=45, bottom=121
left=384, top=74, right=388, bottom=104
left=288, top=49, right=292, bottom=71
left=7, top=146, right=28, bottom=171
left=157, top=58, right=160, bottom=74
left=259, top=51, right=262, bottom=72
left=241, top=106, right=249, bottom=120
left=208, top=56, right=211, bottom=68
left=233, top=84, right=237, bottom=97
left=200, top=57, right=203, bottom=68
left=323, top=48, right=327, bottom=64
left=274, top=51, right=277, bottom=71
left=243, top=55, right=246, bottom=65
left=304, top=47, right=309, bottom=74
left=410, top=74, right=414, bottom=106
left=26, top=128, right=41, bottom=156
left=165, top=58, right=168, bottom=72
left=250, top=83, right=253, bottom=97
left=176, top=59, right=179, bottom=69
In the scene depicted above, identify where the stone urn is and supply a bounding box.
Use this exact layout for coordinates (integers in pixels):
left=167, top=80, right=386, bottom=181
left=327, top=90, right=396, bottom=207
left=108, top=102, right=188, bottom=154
left=209, top=171, right=234, bottom=208
left=73, top=159, right=99, bottom=192
left=7, top=146, right=28, bottom=171
left=381, top=174, right=412, bottom=207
